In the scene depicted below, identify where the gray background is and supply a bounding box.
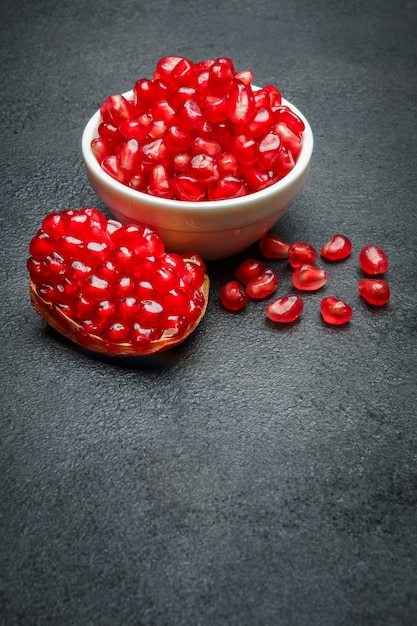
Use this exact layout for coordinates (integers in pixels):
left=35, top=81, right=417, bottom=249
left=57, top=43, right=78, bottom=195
left=1, top=0, right=416, bottom=624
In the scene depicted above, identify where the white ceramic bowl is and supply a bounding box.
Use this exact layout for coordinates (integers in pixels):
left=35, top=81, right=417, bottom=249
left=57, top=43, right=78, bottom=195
left=81, top=90, right=313, bottom=261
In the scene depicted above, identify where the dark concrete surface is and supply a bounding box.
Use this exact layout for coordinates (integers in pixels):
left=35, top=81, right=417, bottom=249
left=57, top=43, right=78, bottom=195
left=1, top=1, right=416, bottom=624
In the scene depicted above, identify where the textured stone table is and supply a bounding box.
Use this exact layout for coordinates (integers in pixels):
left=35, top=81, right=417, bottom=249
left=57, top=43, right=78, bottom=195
left=1, top=1, right=416, bottom=624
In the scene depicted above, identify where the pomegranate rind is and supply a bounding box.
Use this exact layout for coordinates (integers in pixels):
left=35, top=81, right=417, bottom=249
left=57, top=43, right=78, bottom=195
left=29, top=273, right=209, bottom=357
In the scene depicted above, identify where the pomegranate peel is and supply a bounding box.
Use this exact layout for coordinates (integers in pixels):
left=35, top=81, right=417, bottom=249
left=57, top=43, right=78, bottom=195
left=27, top=208, right=209, bottom=356
left=29, top=273, right=209, bottom=356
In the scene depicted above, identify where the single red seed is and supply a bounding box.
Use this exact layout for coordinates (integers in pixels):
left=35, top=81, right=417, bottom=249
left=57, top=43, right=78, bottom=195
left=321, top=234, right=352, bottom=261
left=292, top=265, right=327, bottom=291
left=171, top=175, right=206, bottom=201
left=234, top=259, right=264, bottom=285
left=259, top=233, right=290, bottom=259
left=246, top=268, right=278, bottom=299
left=266, top=295, right=304, bottom=323
left=320, top=296, right=353, bottom=325
left=288, top=241, right=318, bottom=268
left=228, top=81, right=256, bottom=124
left=359, top=244, right=389, bottom=275
left=208, top=176, right=247, bottom=200
left=358, top=278, right=390, bottom=306
left=220, top=280, right=249, bottom=311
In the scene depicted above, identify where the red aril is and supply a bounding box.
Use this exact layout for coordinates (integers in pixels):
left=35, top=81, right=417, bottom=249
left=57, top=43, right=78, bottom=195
left=358, top=278, right=390, bottom=306
left=27, top=208, right=209, bottom=356
left=292, top=265, right=327, bottom=291
left=220, top=280, right=249, bottom=311
left=288, top=241, right=318, bottom=267
left=359, top=244, right=389, bottom=275
left=246, top=268, right=278, bottom=299
left=320, top=296, right=352, bottom=325
left=321, top=234, right=352, bottom=261
left=259, top=233, right=290, bottom=259
left=92, top=57, right=306, bottom=200
left=266, top=295, right=303, bottom=323
left=234, top=259, right=264, bottom=285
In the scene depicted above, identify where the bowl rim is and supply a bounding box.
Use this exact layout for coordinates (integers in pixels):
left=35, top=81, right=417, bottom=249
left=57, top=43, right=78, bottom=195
left=81, top=88, right=314, bottom=214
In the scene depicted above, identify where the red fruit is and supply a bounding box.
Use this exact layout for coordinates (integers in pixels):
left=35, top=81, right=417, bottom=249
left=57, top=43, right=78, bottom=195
left=259, top=233, right=290, bottom=259
left=321, top=234, right=352, bottom=261
left=220, top=280, right=249, bottom=311
left=246, top=268, right=278, bottom=299
left=92, top=57, right=305, bottom=200
left=28, top=208, right=209, bottom=356
left=171, top=175, right=206, bottom=201
left=234, top=258, right=264, bottom=285
left=320, top=296, right=352, bottom=325
left=292, top=265, right=327, bottom=291
left=358, top=278, right=390, bottom=306
left=228, top=81, right=256, bottom=124
left=266, top=295, right=304, bottom=323
left=288, top=241, right=318, bottom=268
left=359, top=244, right=389, bottom=275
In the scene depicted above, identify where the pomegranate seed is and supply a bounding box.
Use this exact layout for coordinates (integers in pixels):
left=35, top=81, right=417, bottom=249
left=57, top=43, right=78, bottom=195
left=321, top=234, right=352, bottom=261
left=241, top=165, right=279, bottom=191
left=220, top=280, right=249, bottom=311
left=288, top=241, right=318, bottom=268
left=245, top=108, right=274, bottom=138
left=170, top=57, right=197, bottom=89
left=208, top=176, right=247, bottom=200
left=153, top=55, right=184, bottom=82
left=133, top=78, right=158, bottom=112
left=208, top=59, right=235, bottom=94
left=274, top=106, right=305, bottom=135
left=92, top=57, right=306, bottom=200
left=257, top=132, right=282, bottom=170
left=246, top=268, right=278, bottom=299
left=228, top=81, right=256, bottom=124
left=266, top=295, right=304, bottom=323
left=102, top=94, right=134, bottom=125
left=358, top=278, right=390, bottom=306
left=259, top=233, right=290, bottom=259
left=320, top=296, right=353, bottom=325
left=171, top=175, right=206, bottom=201
left=148, top=164, right=174, bottom=198
left=231, top=134, right=258, bottom=166
left=189, top=154, right=219, bottom=183
left=292, top=265, right=327, bottom=291
left=28, top=208, right=209, bottom=355
left=176, top=99, right=205, bottom=129
left=163, top=126, right=193, bottom=152
left=359, top=244, right=389, bottom=275
left=202, top=93, right=229, bottom=123
left=234, top=259, right=264, bottom=285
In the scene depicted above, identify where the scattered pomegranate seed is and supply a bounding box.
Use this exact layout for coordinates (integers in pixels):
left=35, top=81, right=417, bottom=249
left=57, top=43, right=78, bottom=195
left=288, top=241, right=318, bottom=268
left=220, top=280, right=249, bottom=311
left=359, top=244, right=389, bottom=275
left=246, top=268, right=278, bottom=299
left=92, top=56, right=304, bottom=201
left=234, top=259, right=264, bottom=285
left=358, top=278, right=390, bottom=306
left=292, top=265, right=327, bottom=291
left=266, top=295, right=304, bottom=323
left=259, top=233, right=290, bottom=259
left=320, top=297, right=352, bottom=325
left=320, top=234, right=352, bottom=261
left=27, top=208, right=209, bottom=356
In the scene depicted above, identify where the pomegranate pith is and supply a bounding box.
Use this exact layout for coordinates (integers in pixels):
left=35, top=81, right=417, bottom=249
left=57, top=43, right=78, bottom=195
left=27, top=208, right=209, bottom=356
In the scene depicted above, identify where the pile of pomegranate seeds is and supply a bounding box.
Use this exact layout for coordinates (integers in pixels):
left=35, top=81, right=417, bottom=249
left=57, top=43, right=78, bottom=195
left=220, top=232, right=390, bottom=326
left=91, top=56, right=305, bottom=201
left=27, top=207, right=209, bottom=355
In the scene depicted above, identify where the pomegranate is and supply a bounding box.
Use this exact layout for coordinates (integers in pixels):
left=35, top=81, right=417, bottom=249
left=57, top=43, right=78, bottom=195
left=320, top=296, right=353, bottom=325
left=359, top=244, right=389, bottom=275
left=27, top=208, right=209, bottom=356
left=91, top=56, right=306, bottom=201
